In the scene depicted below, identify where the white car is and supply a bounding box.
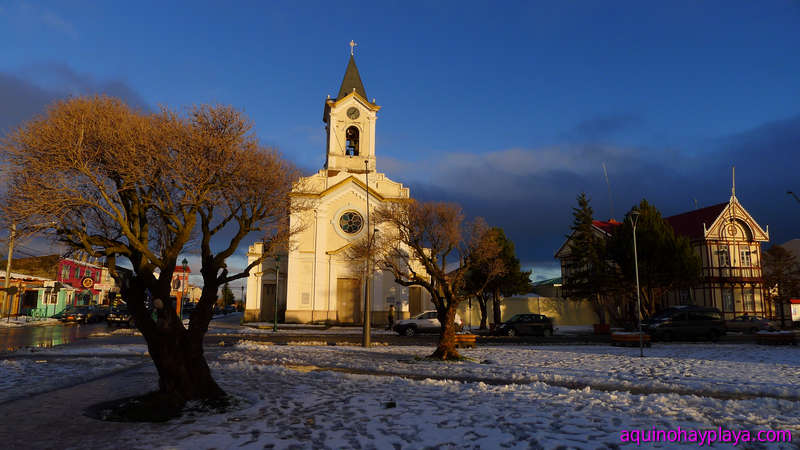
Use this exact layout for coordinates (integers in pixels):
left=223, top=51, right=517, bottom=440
left=393, top=310, right=463, bottom=336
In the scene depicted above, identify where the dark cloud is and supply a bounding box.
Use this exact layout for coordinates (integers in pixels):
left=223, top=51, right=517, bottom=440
left=393, top=113, right=800, bottom=276
left=0, top=64, right=150, bottom=135
left=560, top=113, right=645, bottom=141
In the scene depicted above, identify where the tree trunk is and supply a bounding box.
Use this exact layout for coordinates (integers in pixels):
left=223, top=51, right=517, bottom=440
left=126, top=277, right=225, bottom=406
left=478, top=295, right=488, bottom=330
left=147, top=329, right=225, bottom=404
left=431, top=303, right=460, bottom=360
left=492, top=289, right=502, bottom=326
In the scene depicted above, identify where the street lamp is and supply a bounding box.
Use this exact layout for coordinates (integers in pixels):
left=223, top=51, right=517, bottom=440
left=274, top=255, right=280, bottom=333
left=630, top=209, right=644, bottom=358
left=363, top=159, right=371, bottom=347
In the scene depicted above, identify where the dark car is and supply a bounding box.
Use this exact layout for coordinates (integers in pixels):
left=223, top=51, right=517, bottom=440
left=494, top=314, right=554, bottom=337
left=106, top=305, right=134, bottom=327
left=222, top=305, right=236, bottom=315
left=63, top=306, right=103, bottom=324
left=643, top=306, right=725, bottom=341
left=53, top=306, right=74, bottom=321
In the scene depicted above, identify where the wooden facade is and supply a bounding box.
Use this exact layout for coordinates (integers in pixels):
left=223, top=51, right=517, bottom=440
left=663, top=196, right=770, bottom=319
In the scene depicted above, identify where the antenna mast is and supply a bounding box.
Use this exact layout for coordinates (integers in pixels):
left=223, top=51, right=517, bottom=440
left=602, top=162, right=614, bottom=220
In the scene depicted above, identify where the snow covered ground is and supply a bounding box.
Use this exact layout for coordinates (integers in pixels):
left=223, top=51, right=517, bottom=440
left=0, top=317, right=61, bottom=328
left=2, top=339, right=797, bottom=448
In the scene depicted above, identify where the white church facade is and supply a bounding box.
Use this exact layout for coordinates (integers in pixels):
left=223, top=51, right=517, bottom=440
left=244, top=52, right=432, bottom=324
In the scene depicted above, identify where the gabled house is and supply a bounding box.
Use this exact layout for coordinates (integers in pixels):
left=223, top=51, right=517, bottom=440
left=557, top=186, right=771, bottom=320
left=663, top=192, right=770, bottom=319
left=554, top=219, right=620, bottom=299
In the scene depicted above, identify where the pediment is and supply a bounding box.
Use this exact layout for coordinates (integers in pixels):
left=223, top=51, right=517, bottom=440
left=705, top=199, right=769, bottom=242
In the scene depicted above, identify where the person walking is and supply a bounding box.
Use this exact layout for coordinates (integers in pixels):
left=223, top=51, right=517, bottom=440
left=386, top=304, right=395, bottom=330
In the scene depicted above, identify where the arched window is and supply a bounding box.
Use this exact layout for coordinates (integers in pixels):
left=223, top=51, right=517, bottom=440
left=345, top=126, right=359, bottom=156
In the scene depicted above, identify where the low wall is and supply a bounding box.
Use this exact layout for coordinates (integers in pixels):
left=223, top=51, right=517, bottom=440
left=457, top=296, right=598, bottom=327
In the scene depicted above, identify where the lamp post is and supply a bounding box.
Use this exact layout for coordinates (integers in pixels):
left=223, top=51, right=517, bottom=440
left=630, top=209, right=644, bottom=358
left=363, top=159, right=371, bottom=347
left=274, top=255, right=279, bottom=333
left=181, top=258, right=188, bottom=318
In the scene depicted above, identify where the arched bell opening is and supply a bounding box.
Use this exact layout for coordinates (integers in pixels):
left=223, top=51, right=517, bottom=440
left=345, top=126, right=360, bottom=156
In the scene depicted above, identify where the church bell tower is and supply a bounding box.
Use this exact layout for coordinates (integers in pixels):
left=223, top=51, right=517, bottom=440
left=323, top=42, right=381, bottom=172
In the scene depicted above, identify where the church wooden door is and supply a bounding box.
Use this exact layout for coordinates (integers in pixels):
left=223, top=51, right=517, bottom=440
left=409, top=287, right=422, bottom=316
left=336, top=278, right=361, bottom=324
left=261, top=283, right=276, bottom=322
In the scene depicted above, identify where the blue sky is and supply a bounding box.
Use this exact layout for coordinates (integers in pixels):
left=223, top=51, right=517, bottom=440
left=2, top=1, right=800, bottom=287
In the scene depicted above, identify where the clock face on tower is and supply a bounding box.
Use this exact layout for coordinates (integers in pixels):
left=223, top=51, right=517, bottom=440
left=346, top=107, right=360, bottom=119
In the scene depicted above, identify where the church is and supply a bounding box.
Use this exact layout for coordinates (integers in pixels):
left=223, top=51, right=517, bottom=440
left=244, top=49, right=432, bottom=324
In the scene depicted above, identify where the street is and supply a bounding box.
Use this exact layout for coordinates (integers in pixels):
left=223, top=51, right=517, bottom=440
left=0, top=321, right=109, bottom=352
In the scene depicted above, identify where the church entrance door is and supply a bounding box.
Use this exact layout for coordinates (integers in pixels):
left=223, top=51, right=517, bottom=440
left=409, top=287, right=422, bottom=316
left=261, top=283, right=276, bottom=322
left=336, top=278, right=361, bottom=324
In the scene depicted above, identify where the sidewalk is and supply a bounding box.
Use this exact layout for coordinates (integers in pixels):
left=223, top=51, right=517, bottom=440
left=0, top=363, right=158, bottom=449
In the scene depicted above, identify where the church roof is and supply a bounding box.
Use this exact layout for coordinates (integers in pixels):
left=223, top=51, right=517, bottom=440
left=664, top=202, right=727, bottom=239
left=337, top=55, right=367, bottom=100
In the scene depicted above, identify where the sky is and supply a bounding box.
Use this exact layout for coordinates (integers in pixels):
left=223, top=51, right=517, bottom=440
left=1, top=0, right=800, bottom=291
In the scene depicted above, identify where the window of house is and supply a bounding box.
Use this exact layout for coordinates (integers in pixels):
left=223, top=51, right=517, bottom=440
left=740, top=250, right=752, bottom=267
left=722, top=289, right=734, bottom=313
left=61, top=265, right=70, bottom=280
left=679, top=289, right=691, bottom=303
left=743, top=288, right=755, bottom=311
left=718, top=248, right=730, bottom=267
left=74, top=267, right=81, bottom=279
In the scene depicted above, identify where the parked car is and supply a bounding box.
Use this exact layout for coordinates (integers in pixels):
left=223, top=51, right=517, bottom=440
left=394, top=310, right=463, bottom=336
left=53, top=306, right=74, bottom=321
left=725, top=315, right=778, bottom=333
left=643, top=306, right=725, bottom=341
left=63, top=306, right=104, bottom=324
left=494, top=314, right=554, bottom=337
left=222, top=305, right=236, bottom=315
left=106, top=305, right=134, bottom=327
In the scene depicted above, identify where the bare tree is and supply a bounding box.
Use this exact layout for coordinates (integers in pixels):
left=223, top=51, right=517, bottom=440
left=355, top=201, right=499, bottom=359
left=1, top=96, right=298, bottom=406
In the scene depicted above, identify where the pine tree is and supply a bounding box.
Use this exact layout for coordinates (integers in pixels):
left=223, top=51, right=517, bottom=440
left=563, top=193, right=615, bottom=323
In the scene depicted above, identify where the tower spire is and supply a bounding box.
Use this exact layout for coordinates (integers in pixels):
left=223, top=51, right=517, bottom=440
left=731, top=166, right=736, bottom=198
left=349, top=40, right=357, bottom=56
left=337, top=49, right=367, bottom=100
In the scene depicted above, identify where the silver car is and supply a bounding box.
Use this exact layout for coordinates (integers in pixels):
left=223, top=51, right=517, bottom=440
left=725, top=315, right=778, bottom=333
left=393, top=310, right=463, bottom=336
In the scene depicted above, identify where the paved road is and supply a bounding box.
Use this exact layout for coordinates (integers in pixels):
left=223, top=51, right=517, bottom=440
left=0, top=321, right=109, bottom=352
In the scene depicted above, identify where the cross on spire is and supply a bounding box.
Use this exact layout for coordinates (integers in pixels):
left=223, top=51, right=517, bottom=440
left=349, top=40, right=357, bottom=56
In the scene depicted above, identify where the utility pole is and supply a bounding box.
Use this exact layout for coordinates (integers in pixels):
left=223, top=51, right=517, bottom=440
left=3, top=224, right=16, bottom=320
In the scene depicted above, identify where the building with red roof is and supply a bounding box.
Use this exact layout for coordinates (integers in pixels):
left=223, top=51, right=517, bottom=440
left=557, top=179, right=773, bottom=320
